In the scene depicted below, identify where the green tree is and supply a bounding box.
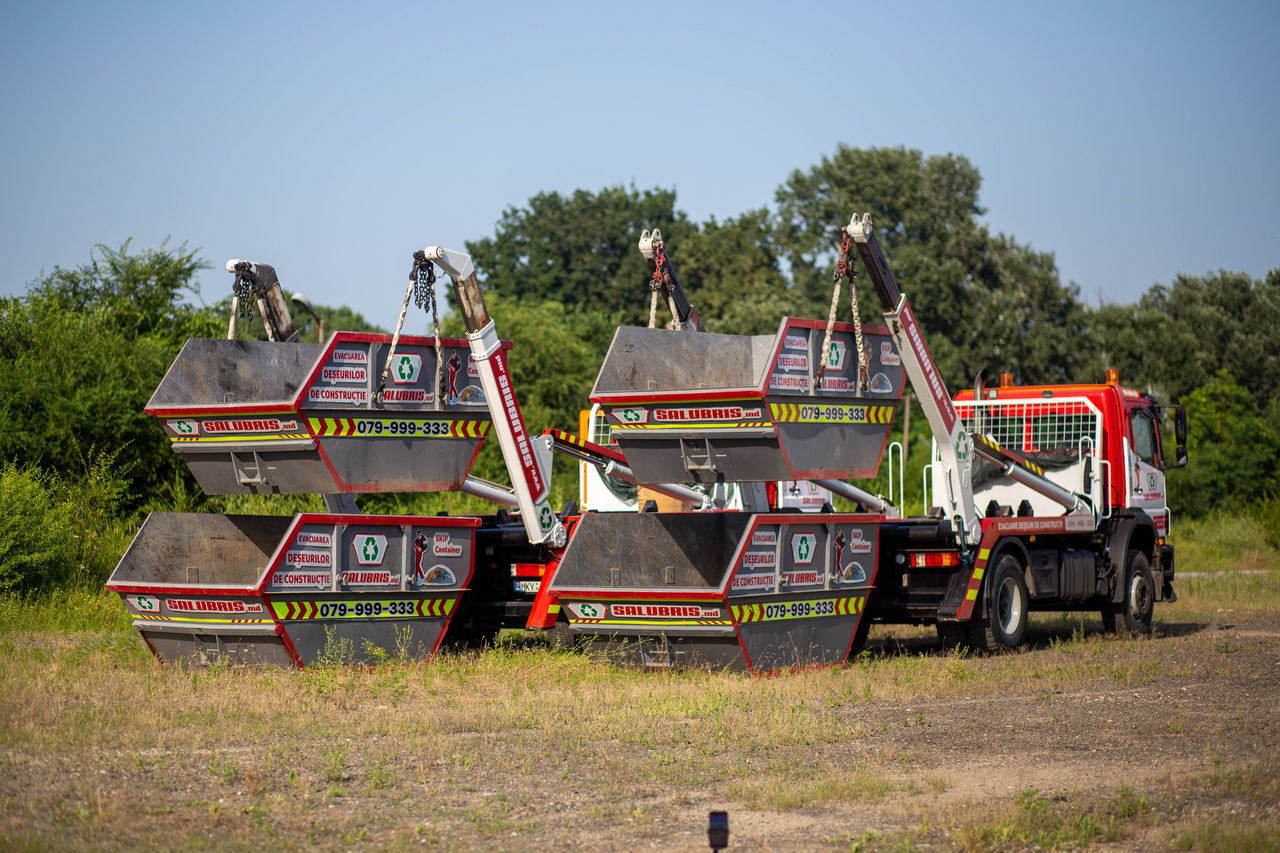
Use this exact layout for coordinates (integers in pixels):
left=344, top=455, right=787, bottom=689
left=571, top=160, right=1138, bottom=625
left=0, top=241, right=385, bottom=515
left=675, top=208, right=792, bottom=335
left=1169, top=371, right=1280, bottom=517
left=0, top=242, right=220, bottom=509
left=1094, top=269, right=1280, bottom=403
left=775, top=145, right=1094, bottom=391
left=465, top=185, right=696, bottom=326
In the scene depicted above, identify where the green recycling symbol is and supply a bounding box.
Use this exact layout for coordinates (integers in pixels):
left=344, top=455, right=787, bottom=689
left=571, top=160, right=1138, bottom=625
left=396, top=355, right=414, bottom=381
left=797, top=536, right=812, bottom=561
left=539, top=506, right=555, bottom=531
left=174, top=421, right=194, bottom=434
left=828, top=342, right=840, bottom=366
left=579, top=603, right=600, bottom=618
left=620, top=408, right=642, bottom=423
left=361, top=537, right=380, bottom=562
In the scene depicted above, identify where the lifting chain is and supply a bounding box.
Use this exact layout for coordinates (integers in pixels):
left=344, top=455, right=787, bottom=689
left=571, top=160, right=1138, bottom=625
left=378, top=252, right=443, bottom=409
left=648, top=239, right=681, bottom=330
left=231, top=263, right=259, bottom=318
left=228, top=262, right=262, bottom=340
left=814, top=229, right=869, bottom=393
left=415, top=255, right=445, bottom=411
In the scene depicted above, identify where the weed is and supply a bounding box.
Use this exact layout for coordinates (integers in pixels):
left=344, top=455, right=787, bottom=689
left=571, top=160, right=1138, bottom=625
left=241, top=803, right=267, bottom=828
left=367, top=756, right=396, bottom=790
left=468, top=799, right=512, bottom=836
left=315, top=625, right=354, bottom=667
left=208, top=754, right=240, bottom=784
left=322, top=746, right=346, bottom=783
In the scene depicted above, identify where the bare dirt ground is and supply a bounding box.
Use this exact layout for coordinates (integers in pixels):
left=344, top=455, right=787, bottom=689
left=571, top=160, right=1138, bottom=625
left=2, top=612, right=1278, bottom=851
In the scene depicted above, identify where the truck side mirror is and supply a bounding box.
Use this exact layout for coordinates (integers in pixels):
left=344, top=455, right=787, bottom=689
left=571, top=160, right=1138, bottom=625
left=1174, top=407, right=1188, bottom=467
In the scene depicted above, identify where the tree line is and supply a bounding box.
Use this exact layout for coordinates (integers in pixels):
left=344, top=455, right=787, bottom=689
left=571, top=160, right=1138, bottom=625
left=1, top=146, right=1275, bottom=592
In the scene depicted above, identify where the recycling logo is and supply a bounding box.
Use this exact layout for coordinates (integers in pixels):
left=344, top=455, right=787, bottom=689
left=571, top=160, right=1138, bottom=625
left=391, top=353, right=422, bottom=385
left=353, top=534, right=388, bottom=566
left=618, top=407, right=648, bottom=424
left=826, top=340, right=847, bottom=370
left=129, top=595, right=158, bottom=612
left=168, top=420, right=198, bottom=435
left=538, top=505, right=555, bottom=532
left=574, top=603, right=602, bottom=619
left=791, top=533, right=816, bottom=565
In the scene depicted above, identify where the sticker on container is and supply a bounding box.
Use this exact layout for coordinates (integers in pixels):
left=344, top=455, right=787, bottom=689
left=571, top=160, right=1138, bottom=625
left=352, top=534, right=388, bottom=566
left=128, top=595, right=159, bottom=613
left=390, top=353, right=423, bottom=385
left=414, top=564, right=456, bottom=587
left=791, top=533, right=816, bottom=565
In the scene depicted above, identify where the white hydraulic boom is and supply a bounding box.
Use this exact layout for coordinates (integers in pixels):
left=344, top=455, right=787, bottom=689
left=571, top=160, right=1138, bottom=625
left=845, top=213, right=981, bottom=546
left=422, top=246, right=567, bottom=548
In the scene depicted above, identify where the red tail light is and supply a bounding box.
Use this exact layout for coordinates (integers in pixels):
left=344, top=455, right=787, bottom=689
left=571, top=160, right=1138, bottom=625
left=908, top=552, right=960, bottom=568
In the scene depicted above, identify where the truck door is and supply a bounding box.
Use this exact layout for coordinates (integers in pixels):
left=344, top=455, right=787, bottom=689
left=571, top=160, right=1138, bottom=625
left=1125, top=406, right=1169, bottom=535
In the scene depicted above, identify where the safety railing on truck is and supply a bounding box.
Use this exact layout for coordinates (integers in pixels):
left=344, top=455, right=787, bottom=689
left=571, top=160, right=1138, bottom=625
left=936, top=396, right=1105, bottom=522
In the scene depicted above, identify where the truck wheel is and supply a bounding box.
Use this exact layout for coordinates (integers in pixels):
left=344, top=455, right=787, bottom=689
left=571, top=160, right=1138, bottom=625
left=545, top=617, right=578, bottom=651
left=967, top=555, right=1028, bottom=652
left=1103, top=550, right=1154, bottom=635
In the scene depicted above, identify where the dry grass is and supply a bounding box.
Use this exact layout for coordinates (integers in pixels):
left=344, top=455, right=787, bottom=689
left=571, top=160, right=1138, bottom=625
left=1, top=539, right=1278, bottom=851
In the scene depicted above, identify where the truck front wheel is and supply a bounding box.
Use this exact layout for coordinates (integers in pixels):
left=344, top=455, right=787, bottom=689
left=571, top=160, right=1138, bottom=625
left=967, top=555, right=1028, bottom=652
left=1102, top=550, right=1154, bottom=635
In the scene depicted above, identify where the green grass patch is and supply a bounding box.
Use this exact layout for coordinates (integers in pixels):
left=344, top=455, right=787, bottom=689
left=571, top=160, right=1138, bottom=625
left=1172, top=822, right=1280, bottom=853
left=1167, top=507, right=1280, bottom=620
left=0, top=586, right=132, bottom=634
left=953, top=787, right=1152, bottom=851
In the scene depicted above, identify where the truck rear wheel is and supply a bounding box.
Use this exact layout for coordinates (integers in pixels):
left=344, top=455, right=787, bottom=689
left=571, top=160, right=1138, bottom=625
left=1102, top=550, right=1154, bottom=635
left=967, top=555, right=1029, bottom=653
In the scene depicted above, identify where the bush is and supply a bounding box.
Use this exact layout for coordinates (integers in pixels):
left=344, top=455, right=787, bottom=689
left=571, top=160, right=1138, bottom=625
left=0, top=462, right=77, bottom=593
left=1251, top=495, right=1280, bottom=551
left=0, top=456, right=133, bottom=594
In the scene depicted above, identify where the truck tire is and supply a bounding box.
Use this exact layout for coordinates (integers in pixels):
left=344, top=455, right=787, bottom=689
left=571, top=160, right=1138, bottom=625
left=967, top=555, right=1029, bottom=653
left=545, top=617, right=578, bottom=651
left=1102, top=550, right=1154, bottom=635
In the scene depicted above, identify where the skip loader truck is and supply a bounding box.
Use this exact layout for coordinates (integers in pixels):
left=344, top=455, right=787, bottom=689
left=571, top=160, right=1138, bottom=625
left=108, top=212, right=1186, bottom=673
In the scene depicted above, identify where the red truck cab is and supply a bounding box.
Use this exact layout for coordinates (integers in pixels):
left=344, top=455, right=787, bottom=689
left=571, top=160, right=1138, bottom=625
left=954, top=370, right=1187, bottom=534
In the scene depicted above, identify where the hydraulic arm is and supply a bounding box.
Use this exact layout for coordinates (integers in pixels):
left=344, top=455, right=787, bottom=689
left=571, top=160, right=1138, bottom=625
left=846, top=213, right=980, bottom=545
left=422, top=246, right=567, bottom=548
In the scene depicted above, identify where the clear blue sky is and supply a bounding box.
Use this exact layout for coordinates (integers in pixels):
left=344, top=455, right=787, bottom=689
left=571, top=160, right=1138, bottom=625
left=3, top=0, right=1277, bottom=334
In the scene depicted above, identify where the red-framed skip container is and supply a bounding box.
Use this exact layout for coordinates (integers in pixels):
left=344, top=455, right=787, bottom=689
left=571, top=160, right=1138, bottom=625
left=106, top=512, right=480, bottom=668
left=547, top=511, right=881, bottom=674
left=145, top=332, right=510, bottom=494
left=590, top=317, right=906, bottom=486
